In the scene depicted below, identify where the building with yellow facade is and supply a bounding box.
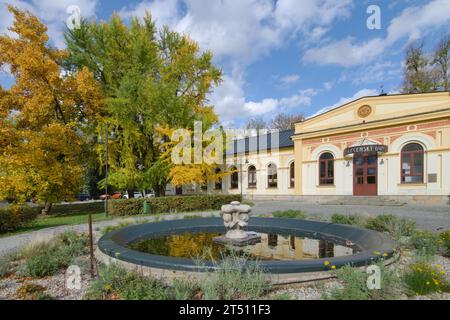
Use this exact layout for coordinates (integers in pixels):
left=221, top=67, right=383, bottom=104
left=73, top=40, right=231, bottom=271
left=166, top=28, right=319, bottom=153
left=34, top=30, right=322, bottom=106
left=169, top=92, right=450, bottom=205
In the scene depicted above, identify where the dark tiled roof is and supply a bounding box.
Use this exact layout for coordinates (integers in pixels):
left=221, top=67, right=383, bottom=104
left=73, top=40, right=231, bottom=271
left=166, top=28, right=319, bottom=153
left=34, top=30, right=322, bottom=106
left=226, top=129, right=294, bottom=155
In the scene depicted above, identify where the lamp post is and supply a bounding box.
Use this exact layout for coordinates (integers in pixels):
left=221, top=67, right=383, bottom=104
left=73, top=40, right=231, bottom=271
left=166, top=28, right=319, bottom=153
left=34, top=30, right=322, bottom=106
left=104, top=125, right=109, bottom=217
left=240, top=159, right=249, bottom=200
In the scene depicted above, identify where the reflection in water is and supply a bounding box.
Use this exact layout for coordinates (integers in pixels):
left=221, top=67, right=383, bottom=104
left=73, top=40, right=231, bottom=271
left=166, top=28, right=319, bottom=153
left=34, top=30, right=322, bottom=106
left=128, top=232, right=356, bottom=261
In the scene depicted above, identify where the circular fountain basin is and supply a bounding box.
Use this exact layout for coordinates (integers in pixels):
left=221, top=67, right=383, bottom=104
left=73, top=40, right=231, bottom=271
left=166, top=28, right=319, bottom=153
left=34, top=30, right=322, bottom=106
left=97, top=218, right=396, bottom=283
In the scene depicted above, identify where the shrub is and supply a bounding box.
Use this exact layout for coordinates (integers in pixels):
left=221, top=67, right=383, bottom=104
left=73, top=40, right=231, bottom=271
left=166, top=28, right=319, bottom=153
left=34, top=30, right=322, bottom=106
left=403, top=263, right=450, bottom=296
left=272, top=210, right=306, bottom=219
left=325, top=263, right=402, bottom=300
left=438, top=230, right=450, bottom=257
left=109, top=195, right=241, bottom=216
left=0, top=205, right=40, bottom=232
left=22, top=231, right=89, bottom=277
left=86, top=264, right=170, bottom=300
left=365, top=215, right=415, bottom=238
left=50, top=201, right=104, bottom=215
left=200, top=255, right=269, bottom=300
left=331, top=214, right=363, bottom=226
left=409, top=230, right=440, bottom=257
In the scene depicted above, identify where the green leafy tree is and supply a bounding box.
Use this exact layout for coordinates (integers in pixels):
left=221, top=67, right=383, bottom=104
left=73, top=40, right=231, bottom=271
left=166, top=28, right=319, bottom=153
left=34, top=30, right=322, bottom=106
left=64, top=14, right=222, bottom=196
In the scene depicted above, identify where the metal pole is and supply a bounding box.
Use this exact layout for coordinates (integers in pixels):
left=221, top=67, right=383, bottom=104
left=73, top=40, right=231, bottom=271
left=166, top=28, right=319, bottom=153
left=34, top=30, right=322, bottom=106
left=240, top=162, right=243, bottom=201
left=105, top=125, right=108, bottom=217
left=88, top=212, right=95, bottom=278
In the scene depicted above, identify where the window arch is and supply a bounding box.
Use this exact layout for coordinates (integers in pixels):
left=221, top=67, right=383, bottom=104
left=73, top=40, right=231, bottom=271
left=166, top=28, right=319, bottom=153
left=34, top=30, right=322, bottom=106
left=267, top=163, right=278, bottom=188
left=289, top=162, right=295, bottom=188
left=214, top=168, right=222, bottom=190
left=319, top=152, right=334, bottom=185
left=401, top=143, right=424, bottom=184
left=230, top=166, right=239, bottom=189
left=248, top=165, right=257, bottom=188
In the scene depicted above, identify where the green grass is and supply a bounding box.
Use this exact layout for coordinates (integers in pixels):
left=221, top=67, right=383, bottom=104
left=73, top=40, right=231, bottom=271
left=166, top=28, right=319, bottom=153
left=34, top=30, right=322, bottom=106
left=0, top=211, right=109, bottom=238
left=272, top=210, right=306, bottom=219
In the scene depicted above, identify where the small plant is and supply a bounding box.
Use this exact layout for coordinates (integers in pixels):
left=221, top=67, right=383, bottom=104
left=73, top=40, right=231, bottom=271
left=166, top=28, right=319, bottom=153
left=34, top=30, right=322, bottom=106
left=325, top=263, right=401, bottom=300
left=331, top=214, right=363, bottom=226
left=438, top=230, right=450, bottom=257
left=269, top=292, right=293, bottom=300
left=21, top=231, right=89, bottom=277
left=200, top=254, right=269, bottom=300
left=86, top=264, right=170, bottom=300
left=365, top=215, right=415, bottom=238
left=272, top=210, right=306, bottom=220
left=171, top=278, right=201, bottom=300
left=409, top=230, right=440, bottom=258
left=0, top=252, right=18, bottom=278
left=403, top=263, right=450, bottom=296
left=16, top=283, right=47, bottom=300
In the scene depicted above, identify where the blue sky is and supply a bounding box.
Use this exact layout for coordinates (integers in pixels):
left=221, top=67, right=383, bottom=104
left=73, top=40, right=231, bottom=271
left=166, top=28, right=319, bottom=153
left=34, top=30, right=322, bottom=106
left=1, top=0, right=449, bottom=127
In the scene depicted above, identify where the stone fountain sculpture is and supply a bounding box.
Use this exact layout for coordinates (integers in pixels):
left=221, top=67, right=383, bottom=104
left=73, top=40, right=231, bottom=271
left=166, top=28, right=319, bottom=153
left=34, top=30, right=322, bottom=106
left=213, top=201, right=261, bottom=246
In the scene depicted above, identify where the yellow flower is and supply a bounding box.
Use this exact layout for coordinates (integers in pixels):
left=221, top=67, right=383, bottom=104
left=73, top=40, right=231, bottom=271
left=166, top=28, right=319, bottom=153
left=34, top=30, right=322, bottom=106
left=373, top=251, right=381, bottom=255
left=324, top=261, right=330, bottom=266
left=382, top=253, right=388, bottom=257
left=331, top=265, right=336, bottom=270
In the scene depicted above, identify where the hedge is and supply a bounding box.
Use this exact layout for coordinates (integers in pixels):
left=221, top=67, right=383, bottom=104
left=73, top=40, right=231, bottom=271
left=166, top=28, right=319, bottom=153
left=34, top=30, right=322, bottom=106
left=50, top=201, right=105, bottom=216
left=109, top=194, right=242, bottom=216
left=0, top=205, right=40, bottom=232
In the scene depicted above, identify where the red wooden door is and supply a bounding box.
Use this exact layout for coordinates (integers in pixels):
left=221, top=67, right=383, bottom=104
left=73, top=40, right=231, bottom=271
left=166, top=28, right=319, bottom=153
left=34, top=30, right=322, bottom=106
left=353, top=153, right=378, bottom=196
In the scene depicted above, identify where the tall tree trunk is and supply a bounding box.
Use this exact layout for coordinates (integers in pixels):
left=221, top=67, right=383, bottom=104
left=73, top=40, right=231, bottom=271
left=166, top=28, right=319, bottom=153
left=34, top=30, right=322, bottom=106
left=127, top=188, right=135, bottom=198
left=41, top=201, right=53, bottom=215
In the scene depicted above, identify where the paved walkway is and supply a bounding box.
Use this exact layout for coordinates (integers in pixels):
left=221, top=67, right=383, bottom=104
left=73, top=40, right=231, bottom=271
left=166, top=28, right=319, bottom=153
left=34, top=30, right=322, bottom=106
left=251, top=200, right=450, bottom=231
left=0, top=211, right=220, bottom=258
left=0, top=200, right=448, bottom=258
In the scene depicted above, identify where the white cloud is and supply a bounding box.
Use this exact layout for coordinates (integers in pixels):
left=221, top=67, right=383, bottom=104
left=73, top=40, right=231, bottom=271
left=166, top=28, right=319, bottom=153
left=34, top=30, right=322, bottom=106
left=209, top=74, right=317, bottom=123
left=280, top=74, right=300, bottom=86
left=0, top=0, right=98, bottom=48
left=304, top=37, right=386, bottom=67
left=309, top=88, right=379, bottom=118
left=339, top=61, right=403, bottom=85
left=119, top=0, right=353, bottom=65
left=303, top=0, right=450, bottom=67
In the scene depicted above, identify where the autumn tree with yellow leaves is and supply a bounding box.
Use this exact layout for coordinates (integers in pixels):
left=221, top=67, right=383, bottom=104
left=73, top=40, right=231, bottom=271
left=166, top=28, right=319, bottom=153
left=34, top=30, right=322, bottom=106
left=0, top=7, right=104, bottom=213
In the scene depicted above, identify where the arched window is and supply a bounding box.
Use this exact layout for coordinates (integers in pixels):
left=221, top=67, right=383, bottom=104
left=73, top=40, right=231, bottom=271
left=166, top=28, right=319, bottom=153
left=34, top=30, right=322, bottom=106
left=230, top=166, right=239, bottom=189
left=215, top=168, right=222, bottom=190
left=289, top=162, right=295, bottom=188
left=319, top=153, right=334, bottom=185
left=267, top=163, right=278, bottom=188
left=248, top=165, right=257, bottom=188
left=401, top=143, right=424, bottom=183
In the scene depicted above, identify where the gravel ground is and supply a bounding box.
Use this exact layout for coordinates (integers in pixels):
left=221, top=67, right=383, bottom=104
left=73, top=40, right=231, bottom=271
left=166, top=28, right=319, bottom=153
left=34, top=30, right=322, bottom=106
left=269, top=252, right=450, bottom=300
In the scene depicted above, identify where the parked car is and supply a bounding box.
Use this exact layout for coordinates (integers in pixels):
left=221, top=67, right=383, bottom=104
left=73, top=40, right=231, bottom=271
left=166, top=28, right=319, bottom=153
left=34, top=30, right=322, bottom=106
left=75, top=193, right=91, bottom=201
left=122, top=192, right=143, bottom=199
left=99, top=192, right=122, bottom=200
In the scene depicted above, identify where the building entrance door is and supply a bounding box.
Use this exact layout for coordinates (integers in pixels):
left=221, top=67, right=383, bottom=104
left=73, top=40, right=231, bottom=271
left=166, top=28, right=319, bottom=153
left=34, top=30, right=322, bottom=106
left=353, top=153, right=378, bottom=196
